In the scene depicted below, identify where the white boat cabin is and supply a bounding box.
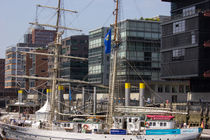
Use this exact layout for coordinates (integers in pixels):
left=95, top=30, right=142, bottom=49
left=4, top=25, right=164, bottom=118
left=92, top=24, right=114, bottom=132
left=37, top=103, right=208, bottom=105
left=112, top=115, right=175, bottom=134
left=146, top=120, right=174, bottom=129
left=53, top=118, right=103, bottom=133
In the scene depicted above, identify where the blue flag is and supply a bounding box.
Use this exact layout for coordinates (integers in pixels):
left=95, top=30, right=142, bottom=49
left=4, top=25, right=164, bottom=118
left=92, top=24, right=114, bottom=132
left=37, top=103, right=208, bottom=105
left=69, top=88, right=72, bottom=101
left=104, top=29, right=112, bottom=54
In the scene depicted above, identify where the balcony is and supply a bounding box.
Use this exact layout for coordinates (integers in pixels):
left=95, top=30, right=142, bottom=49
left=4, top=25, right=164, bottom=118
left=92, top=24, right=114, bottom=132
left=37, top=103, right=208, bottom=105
left=203, top=41, right=210, bottom=48
left=204, top=70, right=210, bottom=77
left=204, top=11, right=210, bottom=17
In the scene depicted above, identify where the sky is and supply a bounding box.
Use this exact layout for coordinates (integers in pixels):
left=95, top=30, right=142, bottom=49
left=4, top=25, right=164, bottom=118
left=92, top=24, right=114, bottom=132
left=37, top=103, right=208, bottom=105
left=0, top=0, right=170, bottom=58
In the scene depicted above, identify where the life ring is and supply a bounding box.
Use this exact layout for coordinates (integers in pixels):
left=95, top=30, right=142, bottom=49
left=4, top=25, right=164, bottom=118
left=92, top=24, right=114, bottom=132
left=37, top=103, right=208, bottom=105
left=83, top=124, right=89, bottom=130
left=144, top=122, right=149, bottom=127
left=1, top=129, right=6, bottom=137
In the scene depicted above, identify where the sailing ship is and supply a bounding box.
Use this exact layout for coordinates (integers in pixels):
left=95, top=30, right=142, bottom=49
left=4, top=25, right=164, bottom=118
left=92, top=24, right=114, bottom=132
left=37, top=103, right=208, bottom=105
left=0, top=0, right=202, bottom=140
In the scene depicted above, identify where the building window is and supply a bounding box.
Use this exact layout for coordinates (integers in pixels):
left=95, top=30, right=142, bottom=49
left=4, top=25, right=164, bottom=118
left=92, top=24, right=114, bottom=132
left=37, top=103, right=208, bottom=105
left=172, top=49, right=185, bottom=60
left=173, top=20, right=185, bottom=34
left=88, top=65, right=101, bottom=74
left=158, top=85, right=163, bottom=92
left=192, top=34, right=196, bottom=44
left=106, top=56, right=110, bottom=61
left=183, top=6, right=195, bottom=17
left=186, top=85, right=190, bottom=93
left=172, top=95, right=177, bottom=103
left=71, top=46, right=78, bottom=50
left=172, top=86, right=178, bottom=93
left=179, top=85, right=184, bottom=93
left=165, top=85, right=170, bottom=93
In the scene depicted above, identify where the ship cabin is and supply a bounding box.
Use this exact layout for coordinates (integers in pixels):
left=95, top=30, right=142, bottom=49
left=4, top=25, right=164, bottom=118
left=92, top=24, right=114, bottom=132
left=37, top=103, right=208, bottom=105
left=54, top=118, right=86, bottom=132
left=112, top=115, right=175, bottom=134
left=55, top=118, right=103, bottom=133
left=146, top=115, right=175, bottom=130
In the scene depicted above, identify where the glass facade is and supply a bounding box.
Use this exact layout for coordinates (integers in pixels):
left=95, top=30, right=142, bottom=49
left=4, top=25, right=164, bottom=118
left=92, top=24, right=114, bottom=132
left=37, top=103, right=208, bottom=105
left=117, top=19, right=161, bottom=82
left=59, top=35, right=89, bottom=82
left=88, top=27, right=110, bottom=85
left=88, top=19, right=161, bottom=86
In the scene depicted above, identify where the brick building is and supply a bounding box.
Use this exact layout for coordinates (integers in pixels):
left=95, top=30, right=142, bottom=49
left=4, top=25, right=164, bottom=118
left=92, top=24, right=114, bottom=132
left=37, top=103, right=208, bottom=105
left=28, top=49, right=49, bottom=91
left=31, top=28, right=56, bottom=45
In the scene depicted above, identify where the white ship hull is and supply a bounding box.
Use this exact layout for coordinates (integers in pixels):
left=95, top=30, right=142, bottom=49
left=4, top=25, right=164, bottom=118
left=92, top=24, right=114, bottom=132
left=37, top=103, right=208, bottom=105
left=1, top=123, right=201, bottom=140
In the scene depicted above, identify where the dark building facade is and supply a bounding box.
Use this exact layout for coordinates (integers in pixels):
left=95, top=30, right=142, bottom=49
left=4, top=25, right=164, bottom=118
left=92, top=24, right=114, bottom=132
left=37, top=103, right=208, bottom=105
left=47, top=35, right=89, bottom=94
left=0, top=59, right=17, bottom=106
left=60, top=35, right=88, bottom=81
left=0, top=59, right=5, bottom=89
left=161, top=0, right=210, bottom=92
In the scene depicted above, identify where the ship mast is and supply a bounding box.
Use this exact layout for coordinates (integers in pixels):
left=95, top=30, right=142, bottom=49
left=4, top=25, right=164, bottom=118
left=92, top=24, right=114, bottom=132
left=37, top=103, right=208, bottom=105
left=11, top=0, right=111, bottom=122
left=107, top=0, right=119, bottom=128
left=29, top=0, right=81, bottom=123
left=50, top=0, right=61, bottom=123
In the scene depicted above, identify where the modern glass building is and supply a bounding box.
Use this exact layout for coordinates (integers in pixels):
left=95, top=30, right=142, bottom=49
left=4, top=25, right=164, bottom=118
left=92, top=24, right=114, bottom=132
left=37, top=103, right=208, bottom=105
left=88, top=19, right=162, bottom=87
left=88, top=27, right=110, bottom=86
left=60, top=35, right=89, bottom=81
left=88, top=18, right=193, bottom=103
left=116, top=19, right=161, bottom=83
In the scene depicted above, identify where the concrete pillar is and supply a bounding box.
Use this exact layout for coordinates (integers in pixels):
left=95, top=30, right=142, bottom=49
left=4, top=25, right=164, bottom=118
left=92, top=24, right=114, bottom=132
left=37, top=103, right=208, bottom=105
left=18, top=90, right=23, bottom=103
left=93, top=87, right=97, bottom=115
left=154, top=84, right=158, bottom=92
left=184, top=85, right=186, bottom=93
left=125, top=83, right=130, bottom=106
left=46, top=89, right=51, bottom=101
left=169, top=85, right=172, bottom=93
left=58, top=85, right=64, bottom=120
left=139, top=83, right=145, bottom=107
left=82, top=87, right=85, bottom=112
left=162, top=85, right=166, bottom=93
